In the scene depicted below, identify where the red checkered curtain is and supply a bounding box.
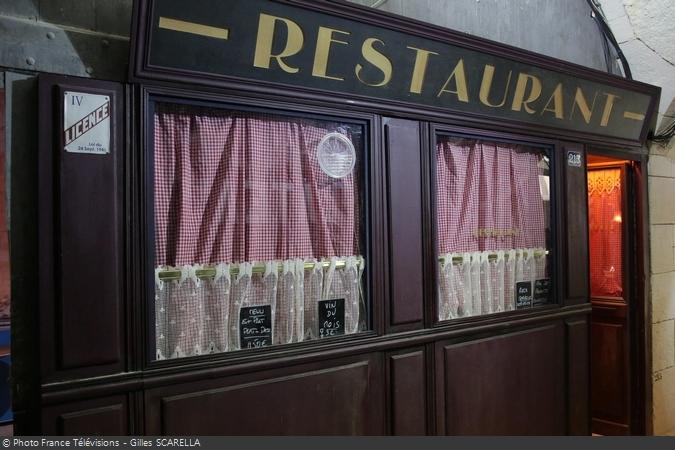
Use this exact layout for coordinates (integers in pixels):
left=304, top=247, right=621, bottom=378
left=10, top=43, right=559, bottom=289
left=154, top=104, right=360, bottom=265
left=153, top=104, right=364, bottom=359
left=436, top=137, right=549, bottom=319
left=588, top=167, right=623, bottom=298
left=436, top=137, right=546, bottom=253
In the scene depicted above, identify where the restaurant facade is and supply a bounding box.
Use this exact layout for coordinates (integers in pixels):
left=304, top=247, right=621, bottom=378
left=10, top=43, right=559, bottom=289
left=2, top=0, right=665, bottom=435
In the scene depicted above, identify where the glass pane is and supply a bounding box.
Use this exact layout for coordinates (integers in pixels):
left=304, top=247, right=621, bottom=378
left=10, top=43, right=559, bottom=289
left=588, top=167, right=623, bottom=298
left=152, top=103, right=367, bottom=360
left=435, top=135, right=553, bottom=321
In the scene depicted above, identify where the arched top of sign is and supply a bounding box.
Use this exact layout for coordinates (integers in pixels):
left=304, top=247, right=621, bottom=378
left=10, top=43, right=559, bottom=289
left=317, top=132, right=356, bottom=179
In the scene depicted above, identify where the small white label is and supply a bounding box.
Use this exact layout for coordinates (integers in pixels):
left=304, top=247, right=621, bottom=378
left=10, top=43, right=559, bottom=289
left=567, top=151, right=582, bottom=167
left=538, top=175, right=550, bottom=201
left=317, top=132, right=356, bottom=179
left=63, top=91, right=111, bottom=154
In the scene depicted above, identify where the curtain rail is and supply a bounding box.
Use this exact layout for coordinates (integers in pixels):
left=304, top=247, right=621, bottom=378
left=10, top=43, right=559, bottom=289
left=156, top=248, right=548, bottom=281
left=156, top=257, right=365, bottom=281
left=444, top=249, right=549, bottom=266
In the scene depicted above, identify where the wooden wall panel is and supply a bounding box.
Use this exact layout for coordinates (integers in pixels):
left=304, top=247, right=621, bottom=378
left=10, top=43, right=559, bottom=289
left=437, top=324, right=566, bottom=435
left=388, top=349, right=426, bottom=435
left=6, top=73, right=41, bottom=436
left=145, top=354, right=384, bottom=435
left=383, top=118, right=424, bottom=330
left=38, top=75, right=125, bottom=380
left=42, top=396, right=128, bottom=435
left=562, top=143, right=589, bottom=305
left=591, top=303, right=630, bottom=435
left=566, top=318, right=590, bottom=435
left=59, top=108, right=122, bottom=369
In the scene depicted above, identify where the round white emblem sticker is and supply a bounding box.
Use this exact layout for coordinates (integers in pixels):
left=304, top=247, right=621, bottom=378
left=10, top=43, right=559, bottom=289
left=317, top=132, right=356, bottom=179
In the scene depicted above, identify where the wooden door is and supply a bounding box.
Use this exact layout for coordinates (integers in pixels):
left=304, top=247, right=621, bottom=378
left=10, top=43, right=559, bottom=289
left=588, top=162, right=631, bottom=435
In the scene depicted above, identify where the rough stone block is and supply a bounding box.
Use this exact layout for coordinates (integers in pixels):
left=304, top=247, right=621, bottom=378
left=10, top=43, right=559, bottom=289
left=621, top=39, right=675, bottom=120
left=652, top=272, right=675, bottom=323
left=649, top=154, right=675, bottom=178
left=651, top=225, right=675, bottom=274
left=649, top=177, right=675, bottom=224
left=653, top=320, right=675, bottom=372
left=654, top=365, right=675, bottom=435
left=607, top=13, right=635, bottom=43
left=599, top=0, right=627, bottom=21
left=624, top=0, right=675, bottom=64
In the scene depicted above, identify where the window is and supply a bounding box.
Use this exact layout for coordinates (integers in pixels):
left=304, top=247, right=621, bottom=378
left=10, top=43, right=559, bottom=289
left=151, top=102, right=368, bottom=360
left=588, top=166, right=623, bottom=298
left=435, top=134, right=553, bottom=320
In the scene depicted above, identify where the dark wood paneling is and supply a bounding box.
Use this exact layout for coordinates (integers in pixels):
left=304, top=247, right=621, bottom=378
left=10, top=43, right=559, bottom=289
left=633, top=157, right=651, bottom=435
left=27, top=68, right=599, bottom=437
left=566, top=318, right=590, bottom=435
left=437, top=324, right=565, bottom=435
left=145, top=354, right=384, bottom=435
left=58, top=98, right=121, bottom=369
left=42, top=396, right=128, bottom=435
left=591, top=302, right=629, bottom=435
left=383, top=118, right=424, bottom=330
left=59, top=405, right=125, bottom=436
left=38, top=75, right=125, bottom=380
left=388, top=349, right=426, bottom=435
left=6, top=73, right=42, bottom=435
left=563, top=143, right=589, bottom=304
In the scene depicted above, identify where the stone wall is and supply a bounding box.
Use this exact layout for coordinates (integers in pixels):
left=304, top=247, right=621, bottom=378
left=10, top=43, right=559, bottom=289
left=599, top=0, right=675, bottom=128
left=648, top=138, right=675, bottom=435
left=599, top=0, right=675, bottom=435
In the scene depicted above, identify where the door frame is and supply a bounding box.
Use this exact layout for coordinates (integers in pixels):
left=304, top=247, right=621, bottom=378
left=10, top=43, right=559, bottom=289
left=587, top=147, right=651, bottom=435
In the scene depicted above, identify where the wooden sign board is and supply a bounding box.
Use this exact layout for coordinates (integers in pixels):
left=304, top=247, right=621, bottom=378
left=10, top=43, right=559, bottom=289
left=132, top=0, right=660, bottom=143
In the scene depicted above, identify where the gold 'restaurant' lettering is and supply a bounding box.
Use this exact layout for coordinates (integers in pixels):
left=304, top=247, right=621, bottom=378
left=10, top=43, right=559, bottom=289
left=312, top=27, right=350, bottom=81
left=511, top=73, right=542, bottom=114
left=355, top=38, right=393, bottom=87
left=241, top=12, right=646, bottom=132
left=158, top=17, right=230, bottom=40
left=571, top=88, right=598, bottom=124
left=253, top=14, right=304, bottom=73
left=479, top=64, right=512, bottom=108
left=600, top=93, right=620, bottom=127
left=407, top=46, right=438, bottom=94
left=437, top=59, right=469, bottom=102
left=540, top=83, right=564, bottom=119
left=623, top=111, right=645, bottom=121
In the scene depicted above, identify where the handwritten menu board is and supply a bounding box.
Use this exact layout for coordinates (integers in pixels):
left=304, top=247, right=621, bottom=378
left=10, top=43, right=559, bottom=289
left=515, top=281, right=533, bottom=309
left=319, top=298, right=345, bottom=338
left=533, top=278, right=551, bottom=305
left=239, top=305, right=272, bottom=349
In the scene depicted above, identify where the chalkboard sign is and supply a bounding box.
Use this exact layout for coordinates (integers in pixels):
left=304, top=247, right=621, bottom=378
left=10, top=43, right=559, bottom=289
left=318, top=298, right=345, bottom=338
left=239, top=305, right=272, bottom=349
left=533, top=278, right=551, bottom=305
left=515, top=281, right=533, bottom=309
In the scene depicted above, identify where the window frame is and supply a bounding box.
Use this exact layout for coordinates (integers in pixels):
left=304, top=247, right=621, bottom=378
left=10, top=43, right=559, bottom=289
left=140, top=86, right=381, bottom=369
left=428, top=123, right=561, bottom=327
